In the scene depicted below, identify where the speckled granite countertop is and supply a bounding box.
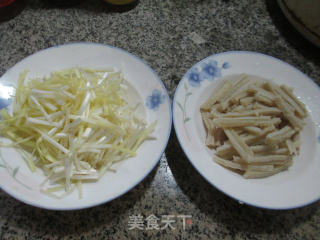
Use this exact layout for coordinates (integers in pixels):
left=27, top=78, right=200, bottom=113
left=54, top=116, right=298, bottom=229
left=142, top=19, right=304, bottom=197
left=1, top=0, right=320, bottom=239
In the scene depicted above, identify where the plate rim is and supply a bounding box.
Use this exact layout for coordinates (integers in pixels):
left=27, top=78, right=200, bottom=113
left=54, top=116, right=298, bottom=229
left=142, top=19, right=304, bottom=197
left=173, top=50, right=320, bottom=210
left=0, top=42, right=173, bottom=211
left=277, top=0, right=320, bottom=48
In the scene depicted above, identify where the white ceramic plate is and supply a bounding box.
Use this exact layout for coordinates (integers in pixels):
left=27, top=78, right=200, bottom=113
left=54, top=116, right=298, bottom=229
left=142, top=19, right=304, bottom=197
left=277, top=0, right=320, bottom=48
left=0, top=42, right=172, bottom=210
left=173, top=51, right=320, bottom=210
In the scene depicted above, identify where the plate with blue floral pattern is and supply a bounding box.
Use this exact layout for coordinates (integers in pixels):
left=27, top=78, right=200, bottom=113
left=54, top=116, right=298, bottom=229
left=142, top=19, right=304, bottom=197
left=173, top=51, right=320, bottom=209
left=0, top=42, right=172, bottom=210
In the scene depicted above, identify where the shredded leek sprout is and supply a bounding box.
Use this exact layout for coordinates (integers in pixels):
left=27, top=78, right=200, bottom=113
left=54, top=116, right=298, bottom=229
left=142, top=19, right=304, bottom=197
left=0, top=67, right=156, bottom=198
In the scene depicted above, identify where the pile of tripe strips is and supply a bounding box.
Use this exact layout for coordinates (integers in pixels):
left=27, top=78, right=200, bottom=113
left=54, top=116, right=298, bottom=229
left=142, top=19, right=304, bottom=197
left=200, top=74, right=307, bottom=178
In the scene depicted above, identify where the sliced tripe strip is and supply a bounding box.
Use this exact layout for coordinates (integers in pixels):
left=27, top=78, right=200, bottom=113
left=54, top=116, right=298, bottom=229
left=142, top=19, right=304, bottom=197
left=230, top=104, right=246, bottom=113
left=216, top=142, right=237, bottom=159
left=208, top=104, right=224, bottom=118
left=278, top=87, right=304, bottom=117
left=254, top=94, right=275, bottom=106
left=281, top=85, right=307, bottom=116
left=216, top=126, right=275, bottom=156
left=267, top=81, right=307, bottom=118
left=212, top=116, right=280, bottom=128
left=213, top=155, right=245, bottom=171
left=200, top=80, right=233, bottom=111
left=267, top=81, right=306, bottom=118
left=224, top=129, right=253, bottom=162
left=274, top=96, right=305, bottom=129
left=220, top=75, right=249, bottom=110
left=249, top=155, right=291, bottom=164
left=254, top=101, right=273, bottom=109
left=253, top=107, right=281, bottom=116
left=248, top=84, right=275, bottom=101
left=205, top=133, right=215, bottom=149
left=251, top=145, right=289, bottom=155
left=201, top=112, right=213, bottom=132
left=265, top=126, right=296, bottom=146
left=293, top=138, right=301, bottom=154
left=244, top=126, right=262, bottom=135
left=233, top=155, right=289, bottom=166
left=250, top=144, right=273, bottom=153
left=243, top=160, right=292, bottom=179
left=234, top=154, right=291, bottom=165
left=234, top=127, right=246, bottom=135
left=212, top=127, right=226, bottom=147
left=213, top=107, right=281, bottom=118
left=286, top=139, right=297, bottom=155
left=245, top=126, right=275, bottom=145
left=273, top=148, right=289, bottom=155
left=240, top=96, right=254, bottom=106
left=246, top=164, right=274, bottom=172
left=231, top=90, right=250, bottom=105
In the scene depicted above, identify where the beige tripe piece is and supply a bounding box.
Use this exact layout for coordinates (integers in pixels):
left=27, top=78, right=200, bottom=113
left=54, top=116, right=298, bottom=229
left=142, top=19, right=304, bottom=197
left=266, top=126, right=296, bottom=146
left=254, top=94, right=275, bottom=106
left=268, top=81, right=306, bottom=118
left=246, top=164, right=274, bottom=172
left=250, top=155, right=292, bottom=164
left=281, top=85, right=308, bottom=117
left=243, top=126, right=262, bottom=135
left=286, top=139, right=297, bottom=155
left=248, top=84, right=276, bottom=101
left=243, top=160, right=293, bottom=179
left=213, top=155, right=245, bottom=171
left=274, top=96, right=305, bottom=129
left=224, top=129, right=253, bottom=162
left=205, top=133, right=215, bottom=149
left=200, top=80, right=233, bottom=111
left=212, top=107, right=281, bottom=118
left=250, top=145, right=289, bottom=155
left=220, top=75, right=249, bottom=110
left=212, top=116, right=281, bottom=128
left=216, top=126, right=275, bottom=157
left=201, top=111, right=213, bottom=131
left=240, top=96, right=255, bottom=106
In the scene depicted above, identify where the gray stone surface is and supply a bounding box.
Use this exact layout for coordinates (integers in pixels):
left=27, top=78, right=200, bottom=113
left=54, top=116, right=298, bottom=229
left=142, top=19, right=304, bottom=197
left=1, top=0, right=320, bottom=239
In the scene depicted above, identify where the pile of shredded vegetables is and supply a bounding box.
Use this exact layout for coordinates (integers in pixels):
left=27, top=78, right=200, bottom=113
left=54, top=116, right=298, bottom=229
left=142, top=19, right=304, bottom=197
left=0, top=67, right=156, bottom=198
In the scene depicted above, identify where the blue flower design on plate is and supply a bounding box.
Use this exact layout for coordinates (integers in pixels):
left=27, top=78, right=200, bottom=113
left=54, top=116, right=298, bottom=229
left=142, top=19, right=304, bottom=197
left=200, top=60, right=222, bottom=81
left=222, top=62, right=231, bottom=69
left=146, top=89, right=165, bottom=111
left=187, top=60, right=231, bottom=88
left=188, top=68, right=203, bottom=87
